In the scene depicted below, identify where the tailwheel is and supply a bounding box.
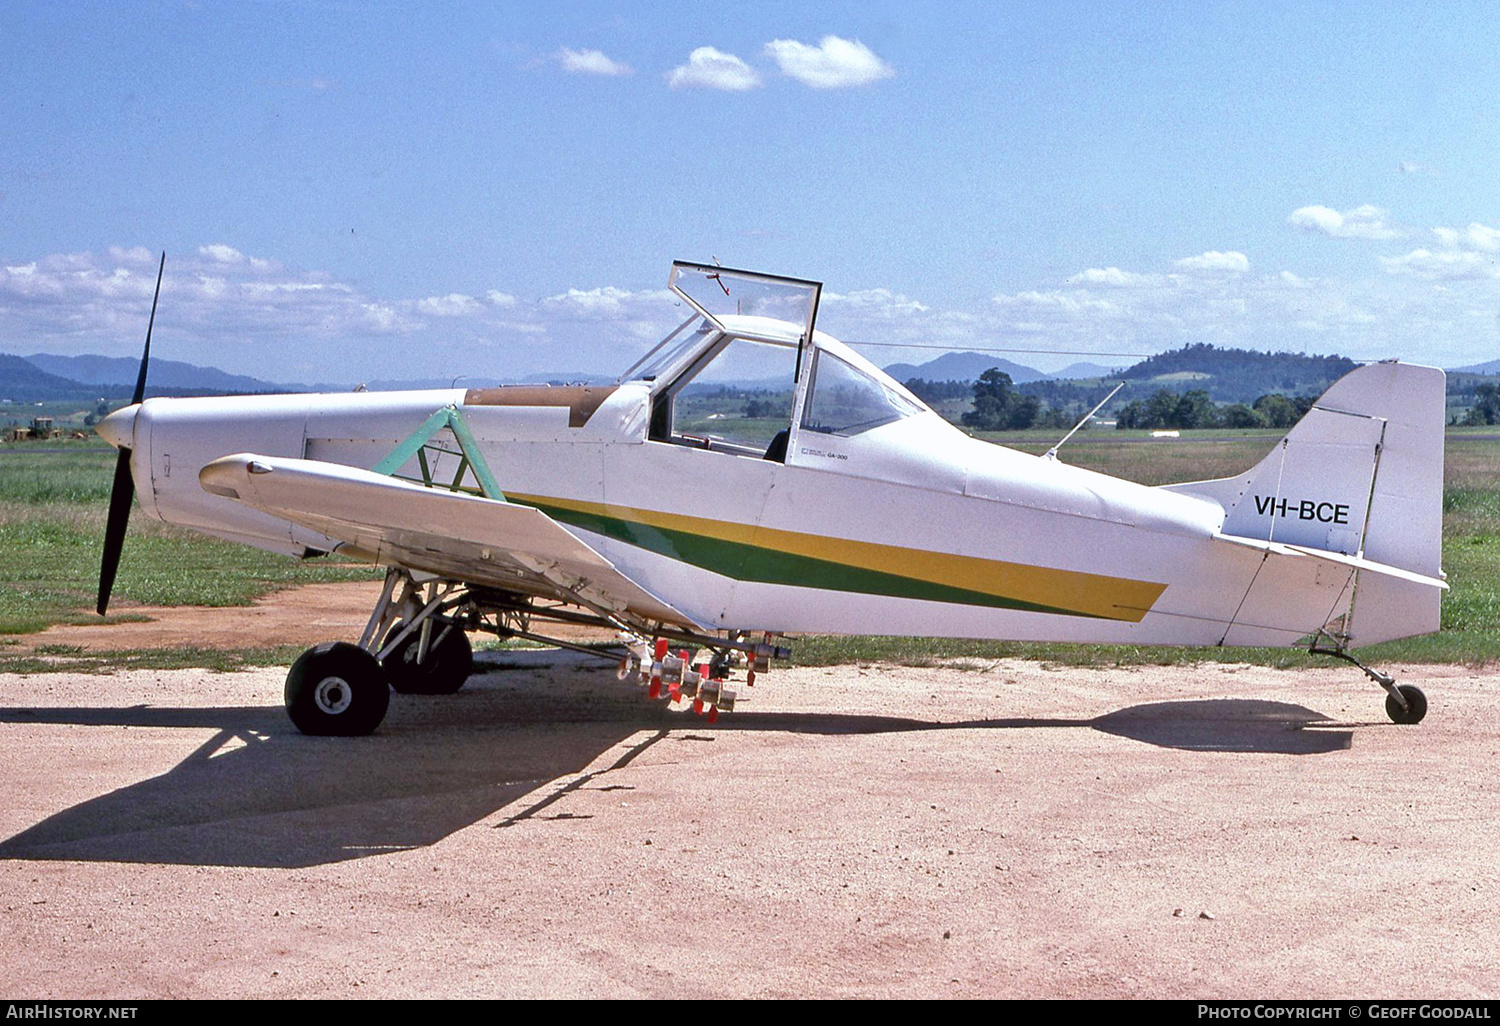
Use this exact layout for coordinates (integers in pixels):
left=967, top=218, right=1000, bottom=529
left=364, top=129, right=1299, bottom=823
left=1385, top=684, right=1428, bottom=725
left=382, top=621, right=473, bottom=695
left=285, top=642, right=390, bottom=736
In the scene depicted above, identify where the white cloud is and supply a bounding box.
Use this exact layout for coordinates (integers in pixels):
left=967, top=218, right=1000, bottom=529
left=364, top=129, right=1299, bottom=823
left=558, top=48, right=632, bottom=77
left=541, top=285, right=673, bottom=318
left=361, top=303, right=406, bottom=332
left=243, top=281, right=342, bottom=295
left=1432, top=223, right=1500, bottom=252
left=764, top=36, right=894, bottom=89
left=822, top=288, right=928, bottom=317
left=995, top=290, right=1123, bottom=319
left=1382, top=248, right=1498, bottom=281
left=1288, top=204, right=1402, bottom=240
left=5, top=237, right=1496, bottom=385
left=107, top=245, right=157, bottom=266
left=1069, top=267, right=1161, bottom=287
left=666, top=47, right=761, bottom=92
left=1397, top=160, right=1438, bottom=176
left=418, top=293, right=483, bottom=316
left=1383, top=221, right=1500, bottom=281
left=1174, top=251, right=1250, bottom=274
left=199, top=243, right=245, bottom=264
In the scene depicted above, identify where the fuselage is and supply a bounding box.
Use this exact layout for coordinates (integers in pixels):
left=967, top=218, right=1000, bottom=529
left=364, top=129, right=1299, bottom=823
left=98, top=315, right=1366, bottom=650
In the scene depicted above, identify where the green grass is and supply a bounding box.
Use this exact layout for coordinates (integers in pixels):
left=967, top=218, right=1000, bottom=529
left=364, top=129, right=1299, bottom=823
left=0, top=645, right=313, bottom=675
left=0, top=438, right=380, bottom=636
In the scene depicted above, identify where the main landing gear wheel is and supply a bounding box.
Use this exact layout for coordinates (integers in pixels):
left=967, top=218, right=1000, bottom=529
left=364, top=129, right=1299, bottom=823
left=382, top=622, right=473, bottom=695
left=1385, top=684, right=1428, bottom=725
left=285, top=642, right=390, bottom=736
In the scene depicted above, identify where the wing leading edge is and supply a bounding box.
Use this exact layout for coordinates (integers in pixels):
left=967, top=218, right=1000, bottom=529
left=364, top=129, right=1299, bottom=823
left=198, top=453, right=696, bottom=628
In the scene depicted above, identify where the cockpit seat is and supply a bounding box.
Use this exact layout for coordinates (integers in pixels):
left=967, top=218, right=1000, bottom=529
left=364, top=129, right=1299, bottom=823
left=764, top=429, right=789, bottom=463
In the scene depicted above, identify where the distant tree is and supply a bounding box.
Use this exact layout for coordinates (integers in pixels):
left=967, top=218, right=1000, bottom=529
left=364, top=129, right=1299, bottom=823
left=962, top=368, right=1040, bottom=430
left=1221, top=403, right=1263, bottom=429
left=1463, top=383, right=1500, bottom=425
left=1115, top=388, right=1219, bottom=429
left=901, top=378, right=972, bottom=404
left=1172, top=390, right=1220, bottom=429
left=1251, top=393, right=1314, bottom=429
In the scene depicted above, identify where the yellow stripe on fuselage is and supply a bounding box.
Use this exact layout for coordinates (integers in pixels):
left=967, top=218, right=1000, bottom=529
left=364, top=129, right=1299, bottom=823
left=509, top=492, right=1166, bottom=622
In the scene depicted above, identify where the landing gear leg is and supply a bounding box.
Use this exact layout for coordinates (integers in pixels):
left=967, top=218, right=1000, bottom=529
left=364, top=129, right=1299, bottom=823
left=1312, top=641, right=1428, bottom=725
left=382, top=619, right=473, bottom=694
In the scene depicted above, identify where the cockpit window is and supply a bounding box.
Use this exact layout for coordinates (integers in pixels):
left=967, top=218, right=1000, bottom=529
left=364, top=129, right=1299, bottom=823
left=619, top=315, right=716, bottom=385
left=800, top=351, right=925, bottom=436
left=649, top=335, right=798, bottom=458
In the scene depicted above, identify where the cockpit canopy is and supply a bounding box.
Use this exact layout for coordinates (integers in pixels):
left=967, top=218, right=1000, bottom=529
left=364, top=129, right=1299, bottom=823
left=619, top=263, right=932, bottom=461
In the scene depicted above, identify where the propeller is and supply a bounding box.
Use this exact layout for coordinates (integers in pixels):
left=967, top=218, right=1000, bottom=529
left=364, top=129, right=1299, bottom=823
left=96, top=251, right=164, bottom=616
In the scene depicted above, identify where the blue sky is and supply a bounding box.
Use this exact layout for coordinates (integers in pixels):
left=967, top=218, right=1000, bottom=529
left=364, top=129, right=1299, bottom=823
left=2, top=1, right=1497, bottom=383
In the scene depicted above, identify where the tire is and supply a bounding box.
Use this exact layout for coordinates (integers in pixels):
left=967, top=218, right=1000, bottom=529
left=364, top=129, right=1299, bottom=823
left=285, top=642, right=390, bottom=736
left=1385, top=683, right=1428, bottom=725
left=382, top=621, right=473, bottom=695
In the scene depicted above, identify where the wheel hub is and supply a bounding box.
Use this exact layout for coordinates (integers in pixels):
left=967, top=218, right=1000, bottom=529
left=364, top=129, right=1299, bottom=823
left=314, top=676, right=353, bottom=715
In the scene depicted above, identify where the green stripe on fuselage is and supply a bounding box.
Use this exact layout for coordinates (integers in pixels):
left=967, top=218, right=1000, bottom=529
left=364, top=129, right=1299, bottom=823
left=512, top=496, right=1150, bottom=620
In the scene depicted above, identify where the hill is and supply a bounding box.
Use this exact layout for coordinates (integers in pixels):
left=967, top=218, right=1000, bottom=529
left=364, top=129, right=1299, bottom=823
left=1050, top=362, right=1116, bottom=380
left=0, top=354, right=127, bottom=402
left=24, top=353, right=283, bottom=394
left=1453, top=358, right=1500, bottom=375
left=1116, top=343, right=1357, bottom=401
left=883, top=352, right=1046, bottom=384
left=12, top=352, right=612, bottom=397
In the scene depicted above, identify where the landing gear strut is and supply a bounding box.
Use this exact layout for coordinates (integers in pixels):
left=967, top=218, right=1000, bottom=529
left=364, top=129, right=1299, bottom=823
left=382, top=620, right=473, bottom=695
left=1311, top=638, right=1428, bottom=725
left=284, top=568, right=474, bottom=735
left=281, top=566, right=790, bottom=736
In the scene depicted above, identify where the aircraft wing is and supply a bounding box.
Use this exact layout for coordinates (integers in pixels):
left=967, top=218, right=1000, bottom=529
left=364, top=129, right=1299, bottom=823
left=198, top=453, right=697, bottom=628
left=1213, top=531, right=1449, bottom=590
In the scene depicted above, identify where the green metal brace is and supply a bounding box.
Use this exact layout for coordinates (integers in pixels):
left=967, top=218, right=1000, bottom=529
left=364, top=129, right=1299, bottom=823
left=371, top=405, right=505, bottom=501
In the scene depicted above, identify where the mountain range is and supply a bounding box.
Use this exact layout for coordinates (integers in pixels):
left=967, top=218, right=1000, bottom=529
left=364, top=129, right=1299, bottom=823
left=1, top=352, right=606, bottom=403
left=1453, top=358, right=1500, bottom=375
left=3, top=346, right=1495, bottom=406
left=880, top=351, right=1115, bottom=383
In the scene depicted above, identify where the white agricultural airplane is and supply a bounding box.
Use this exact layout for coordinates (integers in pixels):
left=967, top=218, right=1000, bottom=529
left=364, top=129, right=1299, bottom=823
left=95, top=260, right=1446, bottom=735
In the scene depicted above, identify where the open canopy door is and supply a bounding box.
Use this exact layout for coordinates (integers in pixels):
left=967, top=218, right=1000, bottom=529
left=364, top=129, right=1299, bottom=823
left=669, top=262, right=822, bottom=346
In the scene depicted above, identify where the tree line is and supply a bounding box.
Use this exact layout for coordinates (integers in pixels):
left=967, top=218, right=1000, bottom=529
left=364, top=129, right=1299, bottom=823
left=946, top=369, right=1320, bottom=432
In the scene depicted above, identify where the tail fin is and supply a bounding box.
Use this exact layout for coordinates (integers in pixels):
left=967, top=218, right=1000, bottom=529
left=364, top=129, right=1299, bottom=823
left=1166, top=362, right=1446, bottom=646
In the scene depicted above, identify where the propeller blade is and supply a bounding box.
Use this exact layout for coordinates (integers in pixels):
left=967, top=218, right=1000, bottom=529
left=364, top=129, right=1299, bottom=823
left=96, top=251, right=164, bottom=615
left=96, top=448, right=135, bottom=615
left=133, top=253, right=163, bottom=405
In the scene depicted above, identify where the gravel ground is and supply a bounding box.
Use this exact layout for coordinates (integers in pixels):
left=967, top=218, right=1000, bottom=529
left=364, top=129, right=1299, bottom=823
left=1, top=651, right=1496, bottom=999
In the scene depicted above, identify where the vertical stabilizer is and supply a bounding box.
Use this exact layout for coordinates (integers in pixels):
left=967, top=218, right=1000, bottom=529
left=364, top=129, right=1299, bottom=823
left=1166, top=362, right=1446, bottom=646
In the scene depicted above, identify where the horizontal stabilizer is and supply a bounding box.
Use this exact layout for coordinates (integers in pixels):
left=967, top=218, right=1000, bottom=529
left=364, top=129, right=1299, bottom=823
left=198, top=453, right=695, bottom=628
left=1213, top=531, right=1448, bottom=590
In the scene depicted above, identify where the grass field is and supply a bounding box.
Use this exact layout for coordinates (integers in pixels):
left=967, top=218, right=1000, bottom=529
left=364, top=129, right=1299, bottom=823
left=0, top=428, right=1496, bottom=672
left=0, top=438, right=379, bottom=640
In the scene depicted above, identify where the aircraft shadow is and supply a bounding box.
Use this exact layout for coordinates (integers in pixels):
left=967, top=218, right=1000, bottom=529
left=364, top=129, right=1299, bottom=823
left=0, top=655, right=1349, bottom=869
